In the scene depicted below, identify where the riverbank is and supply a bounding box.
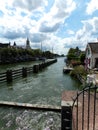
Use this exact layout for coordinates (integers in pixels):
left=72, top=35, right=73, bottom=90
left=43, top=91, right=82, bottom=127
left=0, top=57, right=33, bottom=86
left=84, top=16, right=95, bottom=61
left=0, top=47, right=60, bottom=65
left=67, top=64, right=98, bottom=86
left=0, top=56, right=49, bottom=65
left=63, top=65, right=87, bottom=85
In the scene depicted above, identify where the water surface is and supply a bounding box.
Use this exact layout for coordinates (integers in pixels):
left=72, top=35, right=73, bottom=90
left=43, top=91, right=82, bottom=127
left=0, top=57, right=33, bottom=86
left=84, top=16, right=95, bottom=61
left=0, top=58, right=80, bottom=130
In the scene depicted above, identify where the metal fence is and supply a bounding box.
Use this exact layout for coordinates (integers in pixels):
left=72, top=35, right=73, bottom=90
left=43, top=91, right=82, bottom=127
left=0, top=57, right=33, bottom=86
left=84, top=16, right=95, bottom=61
left=72, top=85, right=98, bottom=130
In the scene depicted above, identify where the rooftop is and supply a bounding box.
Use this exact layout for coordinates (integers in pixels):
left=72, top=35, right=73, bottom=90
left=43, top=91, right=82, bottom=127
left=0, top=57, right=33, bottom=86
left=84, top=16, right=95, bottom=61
left=88, top=42, right=98, bottom=53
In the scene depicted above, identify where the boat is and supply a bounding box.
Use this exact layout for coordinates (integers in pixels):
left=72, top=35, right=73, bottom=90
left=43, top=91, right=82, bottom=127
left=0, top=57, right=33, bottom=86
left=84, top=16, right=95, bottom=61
left=63, top=67, right=73, bottom=73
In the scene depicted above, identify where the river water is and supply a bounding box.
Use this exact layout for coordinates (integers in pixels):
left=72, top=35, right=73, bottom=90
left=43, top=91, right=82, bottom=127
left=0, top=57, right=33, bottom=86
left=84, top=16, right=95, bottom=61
left=0, top=57, right=80, bottom=130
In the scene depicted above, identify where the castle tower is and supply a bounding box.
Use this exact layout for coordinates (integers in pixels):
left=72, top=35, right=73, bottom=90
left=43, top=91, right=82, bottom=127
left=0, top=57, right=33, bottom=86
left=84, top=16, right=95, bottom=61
left=26, top=38, right=31, bottom=49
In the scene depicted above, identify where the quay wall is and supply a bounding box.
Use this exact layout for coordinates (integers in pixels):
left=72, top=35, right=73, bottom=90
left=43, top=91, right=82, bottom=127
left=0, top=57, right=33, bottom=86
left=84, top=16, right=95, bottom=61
left=0, top=59, right=57, bottom=83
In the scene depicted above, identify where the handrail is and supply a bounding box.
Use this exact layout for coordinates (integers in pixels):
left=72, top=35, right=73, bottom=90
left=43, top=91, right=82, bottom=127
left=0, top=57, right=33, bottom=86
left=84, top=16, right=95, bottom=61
left=72, top=85, right=98, bottom=108
left=72, top=84, right=98, bottom=130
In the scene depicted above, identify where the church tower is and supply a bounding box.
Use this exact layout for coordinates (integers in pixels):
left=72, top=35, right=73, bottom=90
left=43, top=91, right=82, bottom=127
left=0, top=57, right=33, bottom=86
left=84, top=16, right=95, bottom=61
left=26, top=38, right=31, bottom=49
left=13, top=41, right=17, bottom=48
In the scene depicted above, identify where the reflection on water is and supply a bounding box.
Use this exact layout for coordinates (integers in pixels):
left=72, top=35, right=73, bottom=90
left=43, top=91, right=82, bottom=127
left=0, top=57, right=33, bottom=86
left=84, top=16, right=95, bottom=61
left=0, top=58, right=81, bottom=129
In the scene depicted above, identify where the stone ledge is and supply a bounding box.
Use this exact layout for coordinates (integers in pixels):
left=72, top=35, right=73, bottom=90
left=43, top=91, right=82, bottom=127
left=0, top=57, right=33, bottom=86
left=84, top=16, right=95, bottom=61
left=61, top=100, right=81, bottom=107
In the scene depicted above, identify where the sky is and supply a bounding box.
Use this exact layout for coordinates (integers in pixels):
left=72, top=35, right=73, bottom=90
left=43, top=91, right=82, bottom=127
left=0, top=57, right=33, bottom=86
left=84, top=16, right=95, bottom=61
left=0, top=0, right=98, bottom=54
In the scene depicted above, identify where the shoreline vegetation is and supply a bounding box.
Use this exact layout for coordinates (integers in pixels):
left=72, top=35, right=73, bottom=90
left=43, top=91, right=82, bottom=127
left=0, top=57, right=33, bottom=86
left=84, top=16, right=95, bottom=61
left=0, top=47, right=63, bottom=65
left=65, top=46, right=87, bottom=86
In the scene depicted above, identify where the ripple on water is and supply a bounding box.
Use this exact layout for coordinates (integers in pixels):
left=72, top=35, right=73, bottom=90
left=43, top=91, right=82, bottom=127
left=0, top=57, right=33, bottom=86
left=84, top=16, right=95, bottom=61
left=0, top=58, right=80, bottom=129
left=1, top=109, right=61, bottom=130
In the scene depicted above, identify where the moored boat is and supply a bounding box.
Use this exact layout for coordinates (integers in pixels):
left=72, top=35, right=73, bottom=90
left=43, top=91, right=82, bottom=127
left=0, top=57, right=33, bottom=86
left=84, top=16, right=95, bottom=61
left=63, top=66, right=73, bottom=73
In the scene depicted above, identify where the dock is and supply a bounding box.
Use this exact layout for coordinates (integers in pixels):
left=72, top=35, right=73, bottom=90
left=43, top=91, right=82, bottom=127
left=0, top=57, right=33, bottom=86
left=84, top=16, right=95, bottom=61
left=0, top=101, right=61, bottom=112
left=63, top=67, right=73, bottom=73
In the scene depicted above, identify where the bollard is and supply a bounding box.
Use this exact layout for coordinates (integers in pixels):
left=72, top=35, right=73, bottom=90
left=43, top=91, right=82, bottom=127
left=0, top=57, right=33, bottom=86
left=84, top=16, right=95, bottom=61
left=33, top=65, right=39, bottom=73
left=39, top=64, right=43, bottom=71
left=41, top=63, right=45, bottom=68
left=61, top=106, right=72, bottom=130
left=61, top=101, right=72, bottom=130
left=22, top=67, right=27, bottom=77
left=6, top=70, right=12, bottom=83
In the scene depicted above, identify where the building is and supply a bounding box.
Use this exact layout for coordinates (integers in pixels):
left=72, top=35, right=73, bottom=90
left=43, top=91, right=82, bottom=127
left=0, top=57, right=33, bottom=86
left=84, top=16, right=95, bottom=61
left=13, top=41, right=17, bottom=48
left=85, top=42, right=98, bottom=69
left=0, top=42, right=10, bottom=48
left=26, top=38, right=31, bottom=49
left=0, top=38, right=31, bottom=50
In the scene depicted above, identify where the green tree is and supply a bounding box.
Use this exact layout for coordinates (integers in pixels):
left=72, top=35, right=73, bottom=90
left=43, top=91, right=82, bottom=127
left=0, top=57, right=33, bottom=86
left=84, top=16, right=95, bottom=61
left=80, top=53, right=85, bottom=64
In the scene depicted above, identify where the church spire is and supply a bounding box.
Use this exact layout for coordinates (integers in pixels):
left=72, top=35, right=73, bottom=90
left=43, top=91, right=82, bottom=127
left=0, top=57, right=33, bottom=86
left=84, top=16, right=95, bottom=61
left=26, top=37, right=31, bottom=49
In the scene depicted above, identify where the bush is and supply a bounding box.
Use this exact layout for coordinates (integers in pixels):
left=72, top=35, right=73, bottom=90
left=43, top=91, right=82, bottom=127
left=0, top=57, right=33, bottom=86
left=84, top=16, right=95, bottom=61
left=71, top=60, right=81, bottom=67
left=70, top=65, right=87, bottom=77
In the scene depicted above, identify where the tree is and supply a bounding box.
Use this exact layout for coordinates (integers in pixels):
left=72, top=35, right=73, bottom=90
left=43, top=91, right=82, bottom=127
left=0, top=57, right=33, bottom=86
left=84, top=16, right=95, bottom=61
left=80, top=53, right=85, bottom=64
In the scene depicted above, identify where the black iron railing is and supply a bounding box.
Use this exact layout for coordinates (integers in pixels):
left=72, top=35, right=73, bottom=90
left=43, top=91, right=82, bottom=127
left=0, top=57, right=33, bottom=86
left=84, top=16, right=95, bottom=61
left=72, top=85, right=98, bottom=130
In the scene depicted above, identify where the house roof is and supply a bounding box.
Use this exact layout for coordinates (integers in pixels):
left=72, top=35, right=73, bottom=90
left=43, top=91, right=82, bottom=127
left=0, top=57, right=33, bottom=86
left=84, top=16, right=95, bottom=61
left=88, top=42, right=98, bottom=53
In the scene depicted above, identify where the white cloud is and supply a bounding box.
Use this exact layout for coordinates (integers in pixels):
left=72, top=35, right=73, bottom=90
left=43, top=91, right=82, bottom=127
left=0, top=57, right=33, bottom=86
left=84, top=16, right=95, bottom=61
left=1, top=0, right=98, bottom=54
left=86, top=0, right=98, bottom=15
left=13, top=0, right=48, bottom=12
left=39, top=22, right=60, bottom=33
left=46, top=34, right=66, bottom=54
left=31, top=33, right=47, bottom=43
left=61, top=17, right=98, bottom=53
left=67, top=30, right=75, bottom=35
left=54, top=0, right=76, bottom=19
left=72, top=17, right=98, bottom=50
left=39, top=0, right=76, bottom=33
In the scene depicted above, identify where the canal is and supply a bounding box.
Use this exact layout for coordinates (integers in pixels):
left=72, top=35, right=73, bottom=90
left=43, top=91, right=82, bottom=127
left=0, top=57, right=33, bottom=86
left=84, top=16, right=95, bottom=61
left=0, top=57, right=81, bottom=130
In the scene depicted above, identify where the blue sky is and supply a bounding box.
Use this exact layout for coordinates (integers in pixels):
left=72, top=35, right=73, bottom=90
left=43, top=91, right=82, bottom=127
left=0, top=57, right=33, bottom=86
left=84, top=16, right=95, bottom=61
left=0, top=0, right=98, bottom=54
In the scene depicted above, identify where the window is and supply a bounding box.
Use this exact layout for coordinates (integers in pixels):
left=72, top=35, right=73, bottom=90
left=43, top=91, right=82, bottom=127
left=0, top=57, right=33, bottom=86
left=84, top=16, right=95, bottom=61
left=87, top=48, right=90, bottom=55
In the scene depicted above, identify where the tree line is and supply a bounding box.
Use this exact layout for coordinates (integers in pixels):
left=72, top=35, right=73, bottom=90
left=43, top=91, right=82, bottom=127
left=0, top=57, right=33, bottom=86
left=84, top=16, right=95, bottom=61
left=66, top=46, right=85, bottom=66
left=0, top=47, right=59, bottom=64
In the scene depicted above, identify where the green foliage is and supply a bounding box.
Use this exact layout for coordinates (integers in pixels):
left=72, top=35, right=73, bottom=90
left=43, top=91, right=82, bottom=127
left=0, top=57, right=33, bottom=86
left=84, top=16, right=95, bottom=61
left=67, top=53, right=76, bottom=60
left=67, top=47, right=79, bottom=60
left=70, top=65, right=87, bottom=77
left=0, top=47, right=56, bottom=64
left=66, top=46, right=85, bottom=65
left=71, top=60, right=81, bottom=67
left=79, top=53, right=85, bottom=64
left=33, top=49, right=42, bottom=56
left=42, top=51, right=53, bottom=58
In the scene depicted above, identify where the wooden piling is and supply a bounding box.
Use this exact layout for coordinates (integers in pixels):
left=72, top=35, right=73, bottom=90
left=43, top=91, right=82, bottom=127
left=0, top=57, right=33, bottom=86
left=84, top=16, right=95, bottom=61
left=6, top=70, right=12, bottom=83
left=33, top=65, right=39, bottom=73
left=39, top=64, right=43, bottom=71
left=22, top=67, right=27, bottom=77
left=0, top=59, right=57, bottom=83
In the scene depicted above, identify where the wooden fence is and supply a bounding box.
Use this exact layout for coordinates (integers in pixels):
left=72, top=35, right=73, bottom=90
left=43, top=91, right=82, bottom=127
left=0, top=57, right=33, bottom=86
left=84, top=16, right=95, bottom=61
left=0, top=59, right=57, bottom=83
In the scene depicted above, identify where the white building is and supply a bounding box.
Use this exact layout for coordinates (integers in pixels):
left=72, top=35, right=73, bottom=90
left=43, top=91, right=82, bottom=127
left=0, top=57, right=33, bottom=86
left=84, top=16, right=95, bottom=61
left=85, top=42, right=98, bottom=69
